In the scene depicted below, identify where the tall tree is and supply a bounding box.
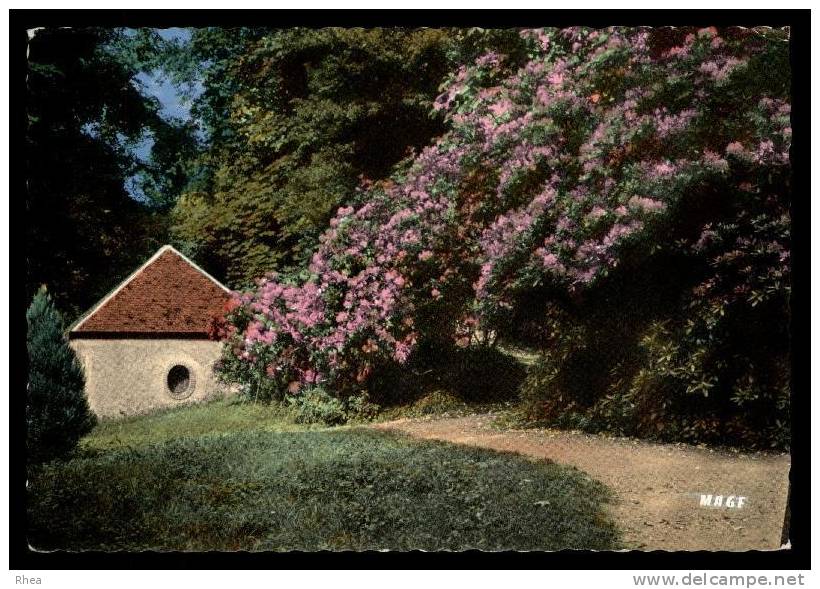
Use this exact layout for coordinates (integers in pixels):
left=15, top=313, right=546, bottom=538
left=170, top=28, right=523, bottom=287
left=26, top=27, right=191, bottom=319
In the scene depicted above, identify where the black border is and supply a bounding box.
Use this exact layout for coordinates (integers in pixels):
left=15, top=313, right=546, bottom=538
left=10, top=8, right=810, bottom=571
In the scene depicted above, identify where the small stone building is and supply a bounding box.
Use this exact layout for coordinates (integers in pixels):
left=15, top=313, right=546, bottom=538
left=69, top=245, right=234, bottom=419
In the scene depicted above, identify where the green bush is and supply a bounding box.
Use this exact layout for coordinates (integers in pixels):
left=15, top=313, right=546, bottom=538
left=343, top=391, right=381, bottom=423
left=519, top=307, right=790, bottom=450
left=26, top=286, right=96, bottom=463
left=400, top=390, right=467, bottom=417
left=287, top=388, right=382, bottom=426
left=287, top=387, right=348, bottom=426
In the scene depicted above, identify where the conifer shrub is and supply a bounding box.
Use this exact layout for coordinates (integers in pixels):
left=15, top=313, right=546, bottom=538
left=26, top=287, right=96, bottom=463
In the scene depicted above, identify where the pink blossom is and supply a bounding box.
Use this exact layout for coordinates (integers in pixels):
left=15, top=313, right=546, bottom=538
left=547, top=71, right=564, bottom=87
left=475, top=51, right=502, bottom=68
left=361, top=339, right=379, bottom=354
left=629, top=196, right=666, bottom=213
left=393, top=341, right=411, bottom=363
left=539, top=251, right=562, bottom=270
left=725, top=142, right=746, bottom=156
left=586, top=206, right=607, bottom=221
left=666, top=45, right=690, bottom=59
left=702, top=150, right=729, bottom=172
left=488, top=99, right=513, bottom=118
left=652, top=161, right=677, bottom=178
left=654, top=108, right=697, bottom=139
left=535, top=30, right=550, bottom=50
left=699, top=57, right=744, bottom=82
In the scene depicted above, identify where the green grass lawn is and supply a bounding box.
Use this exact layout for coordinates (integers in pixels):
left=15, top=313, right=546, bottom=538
left=27, top=399, right=621, bottom=551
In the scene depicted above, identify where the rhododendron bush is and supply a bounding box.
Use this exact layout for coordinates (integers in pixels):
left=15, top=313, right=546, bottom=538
left=214, top=172, right=480, bottom=401
left=216, top=26, right=790, bottom=445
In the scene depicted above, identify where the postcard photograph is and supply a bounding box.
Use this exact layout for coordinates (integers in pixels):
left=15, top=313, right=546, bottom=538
left=20, top=17, right=796, bottom=557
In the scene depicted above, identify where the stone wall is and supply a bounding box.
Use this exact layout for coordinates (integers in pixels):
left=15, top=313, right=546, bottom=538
left=70, top=338, right=233, bottom=419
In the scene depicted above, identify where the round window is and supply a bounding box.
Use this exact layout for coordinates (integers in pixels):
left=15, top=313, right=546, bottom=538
left=166, top=364, right=194, bottom=399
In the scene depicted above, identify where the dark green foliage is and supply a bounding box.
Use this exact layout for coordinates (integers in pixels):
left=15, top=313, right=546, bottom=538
left=26, top=287, right=96, bottom=463
left=170, top=28, right=460, bottom=287
left=367, top=342, right=527, bottom=408
left=26, top=27, right=180, bottom=319
left=129, top=119, right=203, bottom=210
left=344, top=391, right=381, bottom=422
left=287, top=388, right=381, bottom=426
left=287, top=387, right=348, bottom=426
left=101, top=28, right=206, bottom=210
left=161, top=27, right=269, bottom=150
left=378, top=389, right=494, bottom=421
left=516, top=248, right=790, bottom=450
left=444, top=345, right=527, bottom=402
left=512, top=181, right=791, bottom=449
left=27, top=403, right=620, bottom=551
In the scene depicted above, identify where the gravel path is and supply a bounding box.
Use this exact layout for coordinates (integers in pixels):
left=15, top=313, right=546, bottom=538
left=373, top=414, right=791, bottom=551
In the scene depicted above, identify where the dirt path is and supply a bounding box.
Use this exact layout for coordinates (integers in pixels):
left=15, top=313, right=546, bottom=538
left=373, top=414, right=791, bottom=551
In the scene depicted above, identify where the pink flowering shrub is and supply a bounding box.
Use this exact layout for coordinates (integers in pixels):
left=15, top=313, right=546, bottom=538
left=216, top=165, right=480, bottom=400
left=218, top=25, right=790, bottom=446
left=431, top=26, right=790, bottom=326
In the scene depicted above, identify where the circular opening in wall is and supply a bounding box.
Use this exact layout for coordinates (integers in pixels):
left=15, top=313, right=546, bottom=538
left=167, top=364, right=194, bottom=399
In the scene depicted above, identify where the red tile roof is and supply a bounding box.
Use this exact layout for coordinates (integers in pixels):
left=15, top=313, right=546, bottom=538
left=71, top=246, right=232, bottom=337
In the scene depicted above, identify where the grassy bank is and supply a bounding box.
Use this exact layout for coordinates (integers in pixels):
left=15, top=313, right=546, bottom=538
left=27, top=399, right=621, bottom=551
